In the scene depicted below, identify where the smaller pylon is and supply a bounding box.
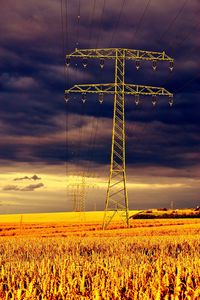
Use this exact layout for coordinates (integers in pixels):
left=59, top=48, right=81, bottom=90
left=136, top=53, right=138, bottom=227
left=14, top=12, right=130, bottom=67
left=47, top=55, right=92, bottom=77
left=67, top=175, right=98, bottom=222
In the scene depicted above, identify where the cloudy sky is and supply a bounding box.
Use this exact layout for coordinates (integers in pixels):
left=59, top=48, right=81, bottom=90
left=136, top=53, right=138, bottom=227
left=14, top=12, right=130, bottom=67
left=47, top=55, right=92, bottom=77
left=0, top=0, right=200, bottom=214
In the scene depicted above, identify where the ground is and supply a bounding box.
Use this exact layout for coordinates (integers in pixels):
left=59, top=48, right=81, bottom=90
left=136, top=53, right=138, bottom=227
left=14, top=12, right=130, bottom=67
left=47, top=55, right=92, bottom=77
left=0, top=211, right=199, bottom=299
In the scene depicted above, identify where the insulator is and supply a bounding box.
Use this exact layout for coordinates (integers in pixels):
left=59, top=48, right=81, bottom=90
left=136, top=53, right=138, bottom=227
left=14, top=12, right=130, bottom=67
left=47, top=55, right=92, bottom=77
left=99, top=93, right=104, bottom=104
left=152, top=60, right=157, bottom=71
left=64, top=93, right=69, bottom=103
left=169, top=61, right=174, bottom=71
left=152, top=95, right=157, bottom=106
left=66, top=57, right=70, bottom=67
left=100, top=58, right=104, bottom=69
left=82, top=58, right=88, bottom=68
left=82, top=93, right=86, bottom=103
left=169, top=95, right=174, bottom=106
left=135, top=94, right=140, bottom=105
left=135, top=60, right=141, bottom=70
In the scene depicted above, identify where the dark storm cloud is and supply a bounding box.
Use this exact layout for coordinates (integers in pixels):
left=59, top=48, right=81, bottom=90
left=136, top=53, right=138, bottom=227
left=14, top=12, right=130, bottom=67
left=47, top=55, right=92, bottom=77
left=14, top=175, right=41, bottom=181
left=0, top=0, right=199, bottom=176
left=2, top=185, right=19, bottom=191
left=21, top=183, right=44, bottom=191
left=2, top=183, right=44, bottom=192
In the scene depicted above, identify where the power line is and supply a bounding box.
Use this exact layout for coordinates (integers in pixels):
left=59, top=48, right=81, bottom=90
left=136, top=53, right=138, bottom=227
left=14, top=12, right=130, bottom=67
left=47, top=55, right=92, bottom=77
left=157, top=17, right=198, bottom=93
left=75, top=2, right=85, bottom=180
left=157, top=0, right=188, bottom=43
left=132, top=0, right=152, bottom=43
left=60, top=0, right=70, bottom=208
left=81, top=0, right=98, bottom=189
left=75, top=0, right=81, bottom=48
left=87, top=0, right=97, bottom=48
left=78, top=0, right=104, bottom=182
left=154, top=0, right=192, bottom=91
left=95, top=0, right=106, bottom=48
left=64, top=0, right=70, bottom=50
left=126, top=0, right=152, bottom=166
left=170, top=22, right=199, bottom=52
left=90, top=0, right=109, bottom=180
left=85, top=110, right=102, bottom=180
left=127, top=1, right=189, bottom=166
left=63, top=0, right=70, bottom=89
left=161, top=44, right=198, bottom=90
left=109, top=0, right=127, bottom=47
left=164, top=19, right=200, bottom=91
left=67, top=0, right=101, bottom=211
left=60, top=0, right=67, bottom=89
left=126, top=0, right=152, bottom=155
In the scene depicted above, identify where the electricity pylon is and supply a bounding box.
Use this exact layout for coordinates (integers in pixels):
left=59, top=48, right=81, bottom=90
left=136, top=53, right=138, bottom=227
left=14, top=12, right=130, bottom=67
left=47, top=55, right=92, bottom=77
left=68, top=175, right=86, bottom=214
left=64, top=48, right=174, bottom=229
left=68, top=175, right=97, bottom=220
left=67, top=183, right=82, bottom=212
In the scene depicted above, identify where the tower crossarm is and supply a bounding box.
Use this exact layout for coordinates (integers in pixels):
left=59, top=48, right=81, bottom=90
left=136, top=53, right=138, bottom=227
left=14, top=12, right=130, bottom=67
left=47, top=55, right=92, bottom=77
left=66, top=48, right=173, bottom=62
left=65, top=83, right=173, bottom=97
left=125, top=49, right=173, bottom=61
left=67, top=83, right=115, bottom=94
left=125, top=84, right=173, bottom=96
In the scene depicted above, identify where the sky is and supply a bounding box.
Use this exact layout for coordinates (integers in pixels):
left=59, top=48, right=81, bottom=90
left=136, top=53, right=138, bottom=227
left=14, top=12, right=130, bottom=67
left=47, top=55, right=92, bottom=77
left=0, top=0, right=200, bottom=214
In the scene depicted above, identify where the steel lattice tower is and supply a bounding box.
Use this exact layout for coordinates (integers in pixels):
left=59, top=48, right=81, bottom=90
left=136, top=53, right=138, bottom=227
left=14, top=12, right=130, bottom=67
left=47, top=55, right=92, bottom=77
left=68, top=175, right=87, bottom=222
left=64, top=48, right=174, bottom=229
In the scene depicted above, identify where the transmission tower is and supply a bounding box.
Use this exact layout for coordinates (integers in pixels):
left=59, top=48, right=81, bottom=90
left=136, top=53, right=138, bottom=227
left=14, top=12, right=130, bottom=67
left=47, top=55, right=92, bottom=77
left=68, top=175, right=86, bottom=213
left=68, top=183, right=81, bottom=212
left=64, top=48, right=174, bottom=229
left=68, top=174, right=97, bottom=222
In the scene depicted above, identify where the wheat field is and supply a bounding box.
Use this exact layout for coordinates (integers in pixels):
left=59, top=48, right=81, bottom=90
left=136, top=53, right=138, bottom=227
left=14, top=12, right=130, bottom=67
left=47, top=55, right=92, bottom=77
left=0, top=212, right=200, bottom=299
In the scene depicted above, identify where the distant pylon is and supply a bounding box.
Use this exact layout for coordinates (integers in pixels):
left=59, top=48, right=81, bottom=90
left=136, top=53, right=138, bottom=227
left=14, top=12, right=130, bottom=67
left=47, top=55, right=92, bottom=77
left=65, top=48, right=174, bottom=229
left=171, top=200, right=174, bottom=210
left=68, top=176, right=86, bottom=213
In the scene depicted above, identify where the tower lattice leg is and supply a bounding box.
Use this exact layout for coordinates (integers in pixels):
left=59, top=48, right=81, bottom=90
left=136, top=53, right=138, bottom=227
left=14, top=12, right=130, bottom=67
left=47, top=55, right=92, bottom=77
left=103, top=49, right=129, bottom=229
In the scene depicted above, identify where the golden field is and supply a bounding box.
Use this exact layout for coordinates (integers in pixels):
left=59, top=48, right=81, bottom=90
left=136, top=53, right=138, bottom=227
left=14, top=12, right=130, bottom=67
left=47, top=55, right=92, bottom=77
left=0, top=211, right=200, bottom=299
